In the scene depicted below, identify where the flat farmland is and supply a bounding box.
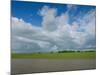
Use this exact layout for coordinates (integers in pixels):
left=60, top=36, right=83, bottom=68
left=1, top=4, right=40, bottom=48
left=12, top=52, right=96, bottom=59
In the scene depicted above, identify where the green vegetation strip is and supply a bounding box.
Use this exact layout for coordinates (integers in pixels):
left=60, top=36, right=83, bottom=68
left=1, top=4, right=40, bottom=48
left=12, top=52, right=96, bottom=59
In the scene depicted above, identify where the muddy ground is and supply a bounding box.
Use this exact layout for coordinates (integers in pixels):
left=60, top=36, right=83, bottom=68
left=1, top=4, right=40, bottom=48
left=11, top=58, right=96, bottom=75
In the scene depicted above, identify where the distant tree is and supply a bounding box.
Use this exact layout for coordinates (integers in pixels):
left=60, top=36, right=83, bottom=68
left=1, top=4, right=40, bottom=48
left=38, top=52, right=41, bottom=54
left=76, top=51, right=81, bottom=52
left=50, top=51, right=54, bottom=54
left=57, top=50, right=78, bottom=53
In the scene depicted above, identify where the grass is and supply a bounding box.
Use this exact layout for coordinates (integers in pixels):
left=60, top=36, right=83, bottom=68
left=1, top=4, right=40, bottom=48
left=12, top=51, right=96, bottom=59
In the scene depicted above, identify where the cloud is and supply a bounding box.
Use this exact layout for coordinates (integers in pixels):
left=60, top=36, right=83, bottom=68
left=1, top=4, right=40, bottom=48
left=39, top=6, right=57, bottom=31
left=78, top=9, right=96, bottom=48
left=67, top=4, right=77, bottom=12
left=11, top=5, right=96, bottom=53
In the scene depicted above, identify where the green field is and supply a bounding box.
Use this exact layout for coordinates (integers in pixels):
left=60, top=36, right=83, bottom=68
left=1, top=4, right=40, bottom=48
left=12, top=51, right=96, bottom=59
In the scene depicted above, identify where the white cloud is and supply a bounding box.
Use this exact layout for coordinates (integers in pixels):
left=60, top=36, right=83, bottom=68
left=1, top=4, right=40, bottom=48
left=39, top=6, right=57, bottom=31
left=11, top=6, right=96, bottom=53
left=67, top=4, right=77, bottom=12
left=76, top=9, right=96, bottom=49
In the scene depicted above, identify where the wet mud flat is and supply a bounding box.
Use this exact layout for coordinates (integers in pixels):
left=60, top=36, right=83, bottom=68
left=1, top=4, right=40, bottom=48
left=11, top=58, right=96, bottom=75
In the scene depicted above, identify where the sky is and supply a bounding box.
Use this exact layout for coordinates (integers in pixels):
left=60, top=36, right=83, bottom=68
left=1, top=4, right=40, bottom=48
left=11, top=1, right=96, bottom=53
